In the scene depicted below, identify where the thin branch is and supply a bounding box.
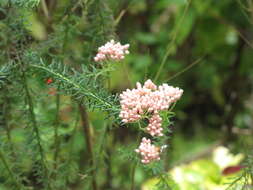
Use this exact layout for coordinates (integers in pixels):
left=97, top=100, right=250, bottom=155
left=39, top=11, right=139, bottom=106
left=53, top=92, right=60, bottom=173
left=1, top=90, right=16, bottom=158
left=130, top=128, right=142, bottom=190
left=165, top=55, right=206, bottom=82
left=114, top=9, right=126, bottom=26
left=21, top=64, right=51, bottom=190
left=66, top=110, right=80, bottom=187
left=154, top=0, right=192, bottom=82
left=130, top=161, right=138, bottom=190
left=61, top=0, right=83, bottom=22
left=41, top=0, right=49, bottom=19
left=79, top=104, right=97, bottom=190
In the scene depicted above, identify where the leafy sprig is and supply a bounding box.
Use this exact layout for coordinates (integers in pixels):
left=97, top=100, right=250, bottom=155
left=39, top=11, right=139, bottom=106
left=30, top=59, right=120, bottom=116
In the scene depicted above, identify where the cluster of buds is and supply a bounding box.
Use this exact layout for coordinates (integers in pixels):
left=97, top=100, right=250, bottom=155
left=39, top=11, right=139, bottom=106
left=119, top=79, right=183, bottom=164
left=146, top=114, right=163, bottom=136
left=135, top=137, right=161, bottom=164
left=119, top=79, right=183, bottom=136
left=94, top=40, right=130, bottom=62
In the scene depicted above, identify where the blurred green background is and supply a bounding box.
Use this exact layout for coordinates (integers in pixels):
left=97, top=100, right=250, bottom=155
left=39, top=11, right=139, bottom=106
left=0, top=0, right=253, bottom=189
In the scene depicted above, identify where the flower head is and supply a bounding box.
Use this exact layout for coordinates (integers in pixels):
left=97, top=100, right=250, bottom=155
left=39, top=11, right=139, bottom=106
left=135, top=137, right=161, bottom=164
left=119, top=79, right=183, bottom=125
left=94, top=40, right=129, bottom=62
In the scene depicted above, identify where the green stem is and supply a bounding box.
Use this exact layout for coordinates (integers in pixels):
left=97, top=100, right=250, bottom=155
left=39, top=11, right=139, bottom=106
left=52, top=14, right=68, bottom=175
left=79, top=104, right=98, bottom=190
left=66, top=111, right=79, bottom=187
left=99, top=125, right=109, bottom=150
left=53, top=93, right=60, bottom=172
left=168, top=102, right=176, bottom=112
left=21, top=67, right=51, bottom=190
left=154, top=0, right=192, bottom=82
left=2, top=93, right=16, bottom=158
left=0, top=149, right=22, bottom=190
left=165, top=56, right=205, bottom=82
left=94, top=123, right=109, bottom=171
left=130, top=161, right=137, bottom=190
left=101, top=124, right=114, bottom=189
left=130, top=128, right=142, bottom=190
left=41, top=0, right=49, bottom=19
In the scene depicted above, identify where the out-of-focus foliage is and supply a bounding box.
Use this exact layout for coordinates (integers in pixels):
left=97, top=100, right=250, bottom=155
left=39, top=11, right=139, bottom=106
left=0, top=0, right=253, bottom=189
left=114, top=0, right=253, bottom=132
left=143, top=146, right=250, bottom=190
left=0, top=0, right=40, bottom=8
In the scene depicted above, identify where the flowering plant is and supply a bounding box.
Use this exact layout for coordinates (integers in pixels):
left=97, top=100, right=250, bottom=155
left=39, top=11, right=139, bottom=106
left=119, top=79, right=183, bottom=163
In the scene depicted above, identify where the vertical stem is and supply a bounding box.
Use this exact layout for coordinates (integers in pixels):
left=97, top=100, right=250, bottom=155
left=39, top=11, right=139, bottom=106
left=130, top=161, right=137, bottom=190
left=95, top=123, right=111, bottom=189
left=0, top=149, right=22, bottom=190
left=95, top=123, right=109, bottom=166
left=53, top=93, right=60, bottom=172
left=103, top=146, right=113, bottom=189
left=79, top=104, right=97, bottom=190
left=41, top=0, right=49, bottom=19
left=130, top=128, right=142, bottom=190
left=1, top=92, right=16, bottom=158
left=66, top=110, right=80, bottom=188
left=154, top=0, right=191, bottom=82
left=52, top=6, right=68, bottom=174
left=21, top=67, right=51, bottom=190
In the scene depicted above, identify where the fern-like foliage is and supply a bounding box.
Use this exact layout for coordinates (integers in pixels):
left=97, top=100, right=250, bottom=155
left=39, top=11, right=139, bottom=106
left=0, top=63, right=14, bottom=88
left=29, top=58, right=120, bottom=116
left=11, top=0, right=40, bottom=8
left=0, top=148, right=25, bottom=190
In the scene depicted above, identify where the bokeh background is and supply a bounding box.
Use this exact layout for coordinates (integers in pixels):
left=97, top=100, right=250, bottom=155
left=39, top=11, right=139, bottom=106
left=1, top=0, right=253, bottom=189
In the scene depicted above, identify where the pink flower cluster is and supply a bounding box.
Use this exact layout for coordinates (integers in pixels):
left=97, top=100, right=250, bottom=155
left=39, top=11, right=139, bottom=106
left=119, top=79, right=183, bottom=164
left=119, top=79, right=183, bottom=136
left=135, top=137, right=160, bottom=164
left=94, top=40, right=130, bottom=62
left=146, top=114, right=163, bottom=136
